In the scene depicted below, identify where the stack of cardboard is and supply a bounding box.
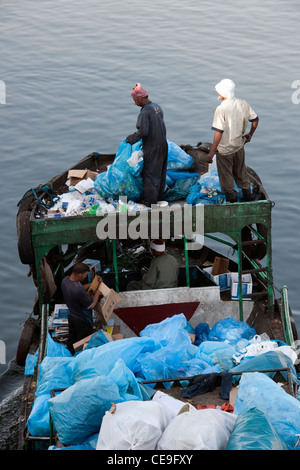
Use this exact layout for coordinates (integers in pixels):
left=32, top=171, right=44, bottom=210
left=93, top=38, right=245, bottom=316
left=73, top=324, right=124, bottom=353
left=203, top=257, right=231, bottom=291
left=88, top=278, right=122, bottom=326
left=203, top=256, right=252, bottom=299
left=67, top=169, right=99, bottom=186
left=72, top=277, right=123, bottom=353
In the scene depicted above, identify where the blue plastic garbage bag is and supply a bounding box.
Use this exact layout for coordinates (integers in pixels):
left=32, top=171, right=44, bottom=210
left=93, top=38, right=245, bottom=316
left=177, top=359, right=221, bottom=377
left=46, top=334, right=73, bottom=357
left=27, top=393, right=52, bottom=437
left=49, top=433, right=99, bottom=450
left=25, top=350, right=39, bottom=376
left=25, top=334, right=72, bottom=376
left=186, top=164, right=251, bottom=205
left=234, top=372, right=300, bottom=449
left=83, top=433, right=99, bottom=449
left=186, top=165, right=224, bottom=205
left=94, top=140, right=144, bottom=201
left=184, top=321, right=195, bottom=334
left=48, top=359, right=143, bottom=446
left=48, top=375, right=124, bottom=445
left=166, top=171, right=199, bottom=187
left=167, top=141, right=195, bottom=171
left=108, top=358, right=143, bottom=401
left=209, top=317, right=256, bottom=344
left=26, top=356, right=74, bottom=436
left=139, top=313, right=188, bottom=346
left=138, top=326, right=197, bottom=388
left=66, top=336, right=157, bottom=382
left=229, top=350, right=298, bottom=385
left=226, top=408, right=289, bottom=450
left=35, top=356, right=73, bottom=397
left=199, top=165, right=222, bottom=192
left=84, top=329, right=110, bottom=350
left=195, top=341, right=236, bottom=370
left=164, top=176, right=199, bottom=201
left=94, top=139, right=194, bottom=201
left=49, top=444, right=94, bottom=450
left=194, top=323, right=210, bottom=345
left=186, top=188, right=226, bottom=205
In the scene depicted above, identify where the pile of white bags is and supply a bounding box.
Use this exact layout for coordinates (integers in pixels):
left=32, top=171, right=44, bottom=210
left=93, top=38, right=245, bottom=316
left=96, top=400, right=173, bottom=450
left=96, top=393, right=237, bottom=451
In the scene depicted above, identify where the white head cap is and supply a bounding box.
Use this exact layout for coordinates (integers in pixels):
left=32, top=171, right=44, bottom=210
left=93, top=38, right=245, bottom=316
left=215, top=79, right=235, bottom=99
left=150, top=239, right=166, bottom=252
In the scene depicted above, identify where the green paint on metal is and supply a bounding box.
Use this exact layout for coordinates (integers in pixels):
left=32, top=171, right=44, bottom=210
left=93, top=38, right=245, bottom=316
left=281, top=285, right=294, bottom=345
left=29, top=201, right=274, bottom=318
left=183, top=235, right=190, bottom=288
left=112, top=239, right=119, bottom=293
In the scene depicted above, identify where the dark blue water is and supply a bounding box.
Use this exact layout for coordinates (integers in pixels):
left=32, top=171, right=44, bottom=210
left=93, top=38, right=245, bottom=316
left=1, top=0, right=300, bottom=397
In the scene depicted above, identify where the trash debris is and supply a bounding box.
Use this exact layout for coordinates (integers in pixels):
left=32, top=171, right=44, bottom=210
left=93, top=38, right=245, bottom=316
left=40, top=139, right=200, bottom=220
left=96, top=400, right=173, bottom=450
left=226, top=408, right=289, bottom=450
left=157, top=408, right=237, bottom=450
left=48, top=359, right=143, bottom=446
left=24, top=312, right=300, bottom=450
left=233, top=372, right=300, bottom=449
left=186, top=162, right=254, bottom=205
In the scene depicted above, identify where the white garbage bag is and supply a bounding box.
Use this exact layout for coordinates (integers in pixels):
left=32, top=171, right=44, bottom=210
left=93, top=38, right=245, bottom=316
left=96, top=400, right=173, bottom=450
left=157, top=408, right=237, bottom=450
left=152, top=390, right=195, bottom=419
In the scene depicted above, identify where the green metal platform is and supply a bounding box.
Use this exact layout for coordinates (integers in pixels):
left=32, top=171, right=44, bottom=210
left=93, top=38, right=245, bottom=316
left=30, top=199, right=273, bottom=322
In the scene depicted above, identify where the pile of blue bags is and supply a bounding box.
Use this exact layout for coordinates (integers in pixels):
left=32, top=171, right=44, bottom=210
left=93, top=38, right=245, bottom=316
left=25, top=314, right=300, bottom=450
left=94, top=139, right=253, bottom=205
left=94, top=140, right=198, bottom=202
left=186, top=164, right=253, bottom=205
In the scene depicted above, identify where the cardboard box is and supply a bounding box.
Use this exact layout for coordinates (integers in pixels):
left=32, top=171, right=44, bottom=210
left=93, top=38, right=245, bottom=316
left=94, top=282, right=122, bottom=325
left=211, top=257, right=229, bottom=276
left=68, top=169, right=98, bottom=186
left=230, top=272, right=252, bottom=300
left=72, top=327, right=123, bottom=352
left=87, top=276, right=101, bottom=296
left=83, top=259, right=101, bottom=283
left=111, top=333, right=124, bottom=341
left=73, top=333, right=94, bottom=352
left=189, top=333, right=196, bottom=344
left=53, top=304, right=69, bottom=319
left=203, top=266, right=231, bottom=291
left=100, top=327, right=123, bottom=342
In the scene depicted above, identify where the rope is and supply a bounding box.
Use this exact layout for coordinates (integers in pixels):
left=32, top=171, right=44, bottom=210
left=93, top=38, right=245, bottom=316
left=17, top=184, right=57, bottom=209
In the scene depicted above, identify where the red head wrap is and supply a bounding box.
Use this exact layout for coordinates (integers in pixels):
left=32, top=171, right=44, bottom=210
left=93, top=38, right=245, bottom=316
left=131, top=83, right=148, bottom=100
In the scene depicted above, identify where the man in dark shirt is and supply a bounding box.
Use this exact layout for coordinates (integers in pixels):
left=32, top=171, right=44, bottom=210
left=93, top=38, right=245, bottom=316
left=126, top=83, right=168, bottom=207
left=61, top=262, right=102, bottom=354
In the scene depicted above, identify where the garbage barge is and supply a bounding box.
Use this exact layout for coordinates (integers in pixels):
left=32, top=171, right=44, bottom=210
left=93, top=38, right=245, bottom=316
left=16, top=141, right=300, bottom=450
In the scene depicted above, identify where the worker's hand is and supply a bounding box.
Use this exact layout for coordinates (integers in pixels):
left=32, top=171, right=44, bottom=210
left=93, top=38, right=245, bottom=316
left=90, top=289, right=102, bottom=309
left=243, top=133, right=252, bottom=143
left=206, top=152, right=214, bottom=164
left=96, top=275, right=103, bottom=283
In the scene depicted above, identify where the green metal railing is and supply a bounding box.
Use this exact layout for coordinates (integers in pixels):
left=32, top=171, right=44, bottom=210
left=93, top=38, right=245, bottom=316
left=280, top=285, right=294, bottom=345
left=204, top=229, right=273, bottom=321
left=31, top=200, right=274, bottom=320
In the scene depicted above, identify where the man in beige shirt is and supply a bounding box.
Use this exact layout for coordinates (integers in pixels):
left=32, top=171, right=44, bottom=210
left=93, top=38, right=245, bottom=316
left=206, top=79, right=259, bottom=203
